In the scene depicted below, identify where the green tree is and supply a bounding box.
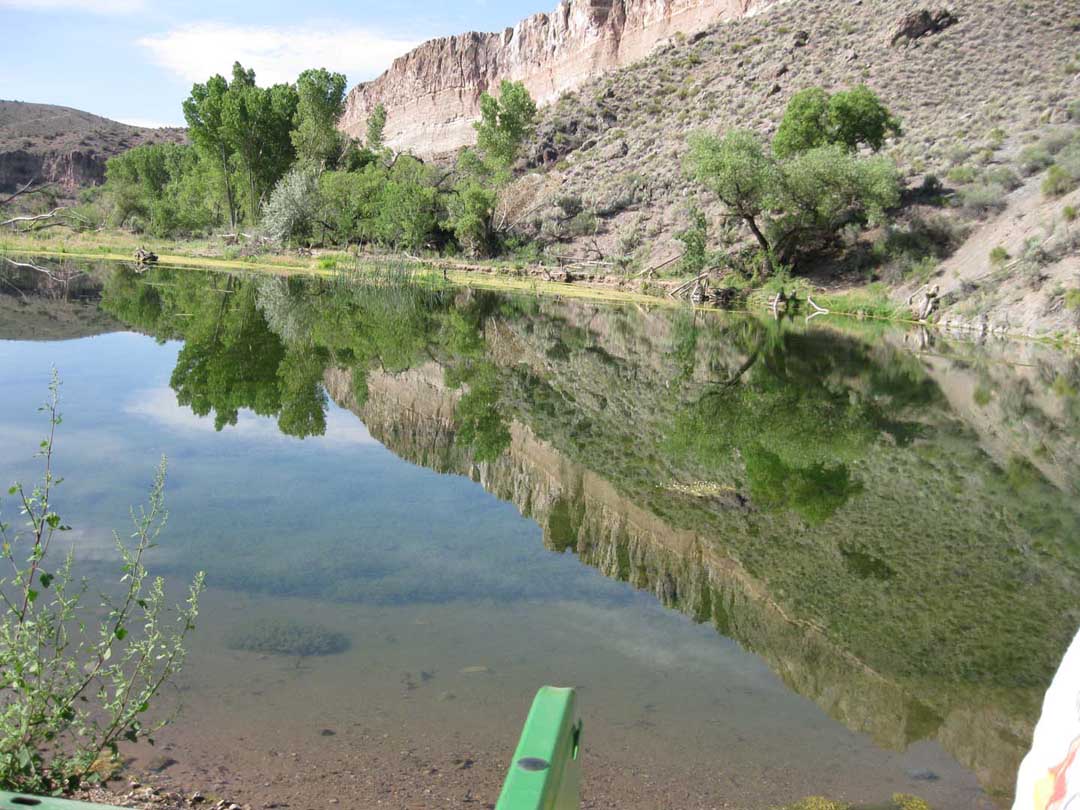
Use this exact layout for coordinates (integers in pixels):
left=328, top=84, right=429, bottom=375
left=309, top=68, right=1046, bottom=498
left=448, top=180, right=497, bottom=256
left=318, top=164, right=386, bottom=244
left=221, top=63, right=299, bottom=223
left=474, top=80, right=537, bottom=171
left=450, top=82, right=537, bottom=257
left=774, top=85, right=901, bottom=158
left=372, top=156, right=441, bottom=251
left=291, top=68, right=348, bottom=166
left=366, top=103, right=387, bottom=152
left=183, top=74, right=239, bottom=228
left=686, top=130, right=777, bottom=271
left=676, top=206, right=710, bottom=274
left=687, top=131, right=900, bottom=270
left=768, top=145, right=901, bottom=261
left=103, top=143, right=218, bottom=237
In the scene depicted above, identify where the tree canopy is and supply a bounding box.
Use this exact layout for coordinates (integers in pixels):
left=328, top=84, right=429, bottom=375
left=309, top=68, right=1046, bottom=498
left=366, top=103, right=387, bottom=152
left=109, top=62, right=538, bottom=257
left=686, top=85, right=902, bottom=272
left=291, top=68, right=348, bottom=166
left=474, top=80, right=538, bottom=171
left=773, top=85, right=901, bottom=158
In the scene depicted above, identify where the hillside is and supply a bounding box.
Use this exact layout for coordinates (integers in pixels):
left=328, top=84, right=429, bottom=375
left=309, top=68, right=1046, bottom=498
left=0, top=100, right=185, bottom=194
left=506, top=0, right=1072, bottom=244
left=479, top=0, right=1076, bottom=333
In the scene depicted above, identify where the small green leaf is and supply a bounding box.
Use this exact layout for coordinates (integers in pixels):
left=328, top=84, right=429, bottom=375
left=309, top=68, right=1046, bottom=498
left=7, top=485, right=16, bottom=495
left=26, top=589, right=38, bottom=603
left=115, top=627, right=128, bottom=641
left=39, top=572, right=53, bottom=588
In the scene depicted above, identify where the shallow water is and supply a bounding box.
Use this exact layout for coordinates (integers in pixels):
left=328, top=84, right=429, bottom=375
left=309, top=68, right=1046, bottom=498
left=1, top=259, right=1078, bottom=809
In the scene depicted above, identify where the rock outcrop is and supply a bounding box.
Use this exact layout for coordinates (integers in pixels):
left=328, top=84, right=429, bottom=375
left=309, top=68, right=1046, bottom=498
left=0, top=100, right=184, bottom=193
left=340, top=0, right=775, bottom=156
left=0, top=148, right=108, bottom=191
left=888, top=8, right=958, bottom=46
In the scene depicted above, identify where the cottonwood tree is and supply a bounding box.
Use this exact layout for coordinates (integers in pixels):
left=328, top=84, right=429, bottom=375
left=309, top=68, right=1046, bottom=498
left=687, top=129, right=899, bottom=273
left=449, top=81, right=537, bottom=256
left=686, top=130, right=778, bottom=272
left=183, top=74, right=238, bottom=228
left=292, top=68, right=348, bottom=167
left=474, top=80, right=538, bottom=172
left=366, top=103, right=387, bottom=153
left=220, top=63, right=298, bottom=224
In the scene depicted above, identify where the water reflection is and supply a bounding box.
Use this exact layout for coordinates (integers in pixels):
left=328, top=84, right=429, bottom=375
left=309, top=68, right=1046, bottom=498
left=4, top=258, right=1080, bottom=804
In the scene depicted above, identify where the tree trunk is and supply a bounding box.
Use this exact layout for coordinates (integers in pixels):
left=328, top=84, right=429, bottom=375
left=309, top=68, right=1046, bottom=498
left=221, top=144, right=236, bottom=230
left=743, top=215, right=774, bottom=275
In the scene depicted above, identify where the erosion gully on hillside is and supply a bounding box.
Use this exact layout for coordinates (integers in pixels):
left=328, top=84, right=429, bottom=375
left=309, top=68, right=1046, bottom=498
left=1, top=259, right=1078, bottom=810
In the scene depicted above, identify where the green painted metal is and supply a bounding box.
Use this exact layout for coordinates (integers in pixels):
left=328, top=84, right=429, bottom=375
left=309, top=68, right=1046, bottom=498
left=495, top=686, right=582, bottom=810
left=0, top=793, right=124, bottom=810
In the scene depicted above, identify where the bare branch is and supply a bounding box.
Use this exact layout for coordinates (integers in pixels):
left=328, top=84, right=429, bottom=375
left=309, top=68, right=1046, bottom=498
left=0, top=178, right=54, bottom=208
left=1, top=207, right=68, bottom=229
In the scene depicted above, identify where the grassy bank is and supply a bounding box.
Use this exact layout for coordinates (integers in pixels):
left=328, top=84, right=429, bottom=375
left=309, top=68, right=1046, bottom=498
left=0, top=230, right=665, bottom=306
left=0, top=228, right=1015, bottom=338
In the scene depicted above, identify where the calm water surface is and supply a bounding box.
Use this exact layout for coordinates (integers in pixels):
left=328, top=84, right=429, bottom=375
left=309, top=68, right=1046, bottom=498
left=1, top=259, right=1078, bottom=809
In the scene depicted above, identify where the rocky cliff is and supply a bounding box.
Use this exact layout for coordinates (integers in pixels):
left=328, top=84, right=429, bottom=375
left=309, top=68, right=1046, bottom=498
left=0, top=100, right=184, bottom=193
left=340, top=0, right=773, bottom=156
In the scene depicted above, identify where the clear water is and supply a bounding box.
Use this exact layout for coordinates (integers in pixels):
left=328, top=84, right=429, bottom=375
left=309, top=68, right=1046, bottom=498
left=1, top=259, right=1078, bottom=809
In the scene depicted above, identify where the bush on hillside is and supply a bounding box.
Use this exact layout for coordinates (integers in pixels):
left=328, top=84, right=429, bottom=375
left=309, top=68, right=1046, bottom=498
left=773, top=85, right=901, bottom=158
left=959, top=182, right=1009, bottom=216
left=1018, top=145, right=1054, bottom=176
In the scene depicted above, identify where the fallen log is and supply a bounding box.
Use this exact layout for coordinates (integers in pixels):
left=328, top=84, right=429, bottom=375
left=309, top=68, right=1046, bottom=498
left=1, top=207, right=67, bottom=229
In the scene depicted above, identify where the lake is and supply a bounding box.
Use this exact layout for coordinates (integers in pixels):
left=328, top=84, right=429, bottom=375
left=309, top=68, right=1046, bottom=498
left=1, top=257, right=1078, bottom=809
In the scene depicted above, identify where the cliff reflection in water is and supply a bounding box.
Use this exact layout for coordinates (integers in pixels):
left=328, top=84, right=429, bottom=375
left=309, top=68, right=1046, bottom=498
left=65, top=261, right=1080, bottom=799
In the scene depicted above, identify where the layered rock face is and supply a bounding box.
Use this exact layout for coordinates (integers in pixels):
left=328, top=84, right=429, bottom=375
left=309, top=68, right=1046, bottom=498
left=0, top=149, right=107, bottom=192
left=340, top=0, right=773, bottom=156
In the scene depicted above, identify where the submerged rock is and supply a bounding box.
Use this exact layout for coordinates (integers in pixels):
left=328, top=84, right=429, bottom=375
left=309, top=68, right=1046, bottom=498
left=226, top=618, right=350, bottom=657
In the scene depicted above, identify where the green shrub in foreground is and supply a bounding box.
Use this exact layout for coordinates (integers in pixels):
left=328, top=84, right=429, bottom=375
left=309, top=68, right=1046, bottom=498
left=0, top=373, right=205, bottom=793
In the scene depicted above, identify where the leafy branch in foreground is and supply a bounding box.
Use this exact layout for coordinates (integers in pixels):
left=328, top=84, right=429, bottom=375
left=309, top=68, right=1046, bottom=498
left=0, top=371, right=205, bottom=794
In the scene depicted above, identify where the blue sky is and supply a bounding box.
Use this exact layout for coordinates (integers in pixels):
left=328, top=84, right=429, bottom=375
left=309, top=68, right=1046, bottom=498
left=0, top=0, right=547, bottom=127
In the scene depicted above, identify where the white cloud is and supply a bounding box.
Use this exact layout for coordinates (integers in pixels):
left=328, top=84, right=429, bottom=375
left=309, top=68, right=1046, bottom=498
left=138, top=22, right=420, bottom=87
left=0, top=0, right=143, bottom=12
left=124, top=386, right=378, bottom=448
left=114, top=117, right=179, bottom=129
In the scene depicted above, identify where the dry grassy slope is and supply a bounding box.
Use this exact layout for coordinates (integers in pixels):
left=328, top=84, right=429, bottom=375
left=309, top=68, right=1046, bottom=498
left=0, top=100, right=185, bottom=193
left=515, top=0, right=1078, bottom=268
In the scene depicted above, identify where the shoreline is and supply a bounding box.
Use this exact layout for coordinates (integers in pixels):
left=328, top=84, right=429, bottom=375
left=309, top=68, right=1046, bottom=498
left=2, top=232, right=1077, bottom=348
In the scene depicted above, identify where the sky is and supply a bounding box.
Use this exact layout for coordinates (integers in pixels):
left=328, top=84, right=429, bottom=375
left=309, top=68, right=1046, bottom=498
left=0, top=0, right=547, bottom=127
